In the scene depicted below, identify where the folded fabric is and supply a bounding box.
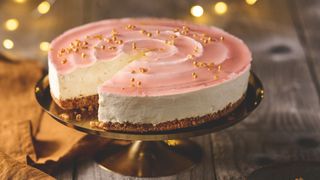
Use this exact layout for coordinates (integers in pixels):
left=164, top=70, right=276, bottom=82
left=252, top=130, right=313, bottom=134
left=0, top=56, right=110, bottom=178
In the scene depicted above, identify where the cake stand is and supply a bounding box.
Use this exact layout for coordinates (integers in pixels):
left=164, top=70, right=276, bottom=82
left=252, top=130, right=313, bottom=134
left=35, top=72, right=264, bottom=177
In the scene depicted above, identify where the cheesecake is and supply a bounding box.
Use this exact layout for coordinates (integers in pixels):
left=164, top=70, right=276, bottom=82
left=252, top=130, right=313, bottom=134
left=48, top=18, right=251, bottom=132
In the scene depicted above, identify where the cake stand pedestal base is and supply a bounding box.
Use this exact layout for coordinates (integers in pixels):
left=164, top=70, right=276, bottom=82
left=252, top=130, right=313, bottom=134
left=94, top=139, right=202, bottom=177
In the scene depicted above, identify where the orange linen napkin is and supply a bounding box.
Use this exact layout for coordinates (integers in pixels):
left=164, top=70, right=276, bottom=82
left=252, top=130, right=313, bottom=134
left=0, top=55, right=110, bottom=179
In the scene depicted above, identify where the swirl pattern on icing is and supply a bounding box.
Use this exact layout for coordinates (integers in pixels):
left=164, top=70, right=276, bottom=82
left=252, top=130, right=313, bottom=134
left=49, top=18, right=251, bottom=96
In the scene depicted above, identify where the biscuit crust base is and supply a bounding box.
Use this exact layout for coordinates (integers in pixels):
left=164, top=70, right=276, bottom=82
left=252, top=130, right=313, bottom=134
left=51, top=93, right=98, bottom=110
left=98, top=95, right=245, bottom=133
left=52, top=92, right=245, bottom=133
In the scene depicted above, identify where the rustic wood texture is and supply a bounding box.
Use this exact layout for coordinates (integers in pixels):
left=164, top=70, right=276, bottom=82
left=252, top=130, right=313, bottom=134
left=42, top=0, right=320, bottom=179
left=291, top=0, right=320, bottom=102
left=211, top=0, right=320, bottom=179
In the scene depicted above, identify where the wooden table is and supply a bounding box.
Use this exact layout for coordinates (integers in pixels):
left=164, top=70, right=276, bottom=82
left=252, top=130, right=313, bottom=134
left=47, top=0, right=320, bottom=179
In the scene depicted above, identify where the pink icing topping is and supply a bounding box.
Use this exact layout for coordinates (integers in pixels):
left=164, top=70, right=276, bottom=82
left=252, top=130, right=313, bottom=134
left=49, top=18, right=251, bottom=96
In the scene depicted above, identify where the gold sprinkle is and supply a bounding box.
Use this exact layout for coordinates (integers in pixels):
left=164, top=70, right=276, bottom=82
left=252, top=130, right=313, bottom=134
left=193, top=61, right=199, bottom=67
left=111, top=35, right=117, bottom=41
left=104, top=38, right=111, bottom=43
left=72, top=47, right=79, bottom=53
left=213, top=75, right=219, bottom=80
left=137, top=81, right=142, bottom=86
left=108, top=46, right=117, bottom=50
left=131, top=70, right=136, bottom=74
left=81, top=53, right=87, bottom=58
left=85, top=35, right=91, bottom=39
left=220, top=36, right=224, bottom=41
left=217, top=65, right=221, bottom=71
left=203, top=39, right=209, bottom=44
left=61, top=58, right=67, bottom=64
left=140, top=30, right=147, bottom=34
left=194, top=46, right=199, bottom=53
left=180, top=30, right=188, bottom=35
left=126, top=24, right=136, bottom=30
left=101, top=45, right=106, bottom=50
left=132, top=42, right=136, bottom=50
left=139, top=67, right=148, bottom=73
left=182, top=25, right=190, bottom=31
left=187, top=54, right=195, bottom=60
left=74, top=40, right=81, bottom=46
left=173, top=28, right=179, bottom=32
left=200, top=62, right=207, bottom=67
left=111, top=29, right=118, bottom=35
left=165, top=40, right=174, bottom=45
left=130, top=78, right=135, bottom=82
left=156, top=30, right=160, bottom=35
left=84, top=41, right=89, bottom=45
left=170, top=34, right=178, bottom=39
left=146, top=32, right=152, bottom=37
left=93, top=34, right=103, bottom=40
left=66, top=48, right=71, bottom=54
left=192, top=72, right=198, bottom=79
left=116, top=40, right=123, bottom=44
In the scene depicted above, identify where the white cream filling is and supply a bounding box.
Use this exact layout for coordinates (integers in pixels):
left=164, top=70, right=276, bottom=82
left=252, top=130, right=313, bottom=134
left=49, top=53, right=141, bottom=100
left=98, top=68, right=250, bottom=125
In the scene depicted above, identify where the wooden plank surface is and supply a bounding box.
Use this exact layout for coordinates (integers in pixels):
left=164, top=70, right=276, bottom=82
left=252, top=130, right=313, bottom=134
left=292, top=0, right=320, bottom=102
left=211, top=0, right=320, bottom=179
left=54, top=0, right=320, bottom=179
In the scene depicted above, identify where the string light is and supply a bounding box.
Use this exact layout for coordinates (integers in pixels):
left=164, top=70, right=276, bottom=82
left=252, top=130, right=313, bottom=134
left=37, top=1, right=51, bottom=14
left=214, top=2, right=228, bottom=15
left=190, top=5, right=204, bottom=17
left=14, top=0, right=27, bottom=3
left=4, top=19, right=19, bottom=31
left=245, top=0, right=258, bottom=5
left=39, top=41, right=50, bottom=51
left=3, top=39, right=14, bottom=49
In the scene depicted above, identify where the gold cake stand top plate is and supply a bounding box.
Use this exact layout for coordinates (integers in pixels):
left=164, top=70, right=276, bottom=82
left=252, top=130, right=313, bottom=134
left=35, top=72, right=264, bottom=141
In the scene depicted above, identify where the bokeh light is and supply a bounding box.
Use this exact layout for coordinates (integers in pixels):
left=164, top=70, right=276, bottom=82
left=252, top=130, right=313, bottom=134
left=190, top=5, right=204, bottom=17
left=14, top=0, right=27, bottom=3
left=3, top=39, right=14, bottom=49
left=39, top=41, right=50, bottom=51
left=5, top=19, right=19, bottom=31
left=246, top=0, right=258, bottom=5
left=214, top=2, right=228, bottom=15
left=37, top=1, right=51, bottom=14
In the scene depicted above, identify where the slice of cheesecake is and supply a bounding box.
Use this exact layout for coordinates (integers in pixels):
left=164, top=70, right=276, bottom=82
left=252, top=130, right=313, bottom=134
left=48, top=18, right=251, bottom=132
